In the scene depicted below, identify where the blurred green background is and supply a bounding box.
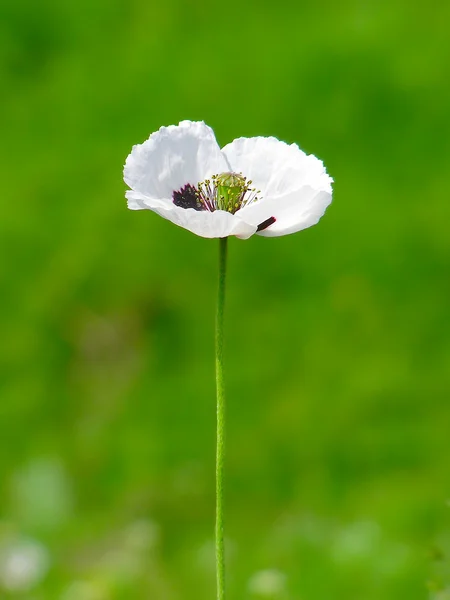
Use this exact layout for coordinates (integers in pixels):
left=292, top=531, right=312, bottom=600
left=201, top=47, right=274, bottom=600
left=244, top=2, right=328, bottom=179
left=1, top=0, right=450, bottom=598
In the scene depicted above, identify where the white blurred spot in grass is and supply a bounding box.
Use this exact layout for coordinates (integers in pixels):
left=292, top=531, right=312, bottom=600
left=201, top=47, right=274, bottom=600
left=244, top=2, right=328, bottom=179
left=98, top=548, right=141, bottom=581
left=0, top=536, right=50, bottom=592
left=10, top=457, right=73, bottom=531
left=60, top=580, right=107, bottom=600
left=248, top=569, right=286, bottom=597
left=430, top=590, right=450, bottom=600
left=330, top=520, right=411, bottom=575
left=123, top=519, right=159, bottom=553
left=72, top=519, right=160, bottom=588
left=331, top=520, right=380, bottom=563
left=196, top=540, right=215, bottom=573
left=271, top=512, right=330, bottom=549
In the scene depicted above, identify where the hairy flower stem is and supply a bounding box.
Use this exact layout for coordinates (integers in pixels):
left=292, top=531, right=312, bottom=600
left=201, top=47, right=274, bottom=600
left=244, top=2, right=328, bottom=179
left=215, top=236, right=227, bottom=600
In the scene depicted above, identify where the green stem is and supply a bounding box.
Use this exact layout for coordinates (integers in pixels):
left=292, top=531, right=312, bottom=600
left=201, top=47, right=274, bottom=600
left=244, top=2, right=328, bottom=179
left=215, top=236, right=227, bottom=600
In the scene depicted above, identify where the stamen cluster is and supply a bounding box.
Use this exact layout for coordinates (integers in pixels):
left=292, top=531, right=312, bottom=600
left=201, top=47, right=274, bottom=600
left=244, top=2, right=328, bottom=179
left=173, top=172, right=261, bottom=214
left=197, top=172, right=261, bottom=214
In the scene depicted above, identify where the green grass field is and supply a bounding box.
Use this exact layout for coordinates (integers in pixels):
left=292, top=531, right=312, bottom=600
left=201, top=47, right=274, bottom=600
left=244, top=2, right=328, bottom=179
left=1, top=0, right=450, bottom=598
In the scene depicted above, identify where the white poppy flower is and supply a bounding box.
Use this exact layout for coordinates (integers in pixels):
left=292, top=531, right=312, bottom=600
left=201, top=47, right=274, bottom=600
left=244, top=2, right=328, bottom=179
left=124, top=120, right=333, bottom=239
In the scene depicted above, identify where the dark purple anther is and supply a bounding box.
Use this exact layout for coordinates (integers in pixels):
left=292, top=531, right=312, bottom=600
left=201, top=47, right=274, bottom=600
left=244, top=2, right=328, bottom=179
left=256, top=216, right=276, bottom=231
left=173, top=184, right=204, bottom=211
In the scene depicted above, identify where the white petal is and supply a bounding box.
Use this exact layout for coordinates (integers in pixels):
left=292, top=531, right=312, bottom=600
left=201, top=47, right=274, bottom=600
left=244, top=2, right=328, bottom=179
left=127, top=191, right=256, bottom=239
left=124, top=121, right=229, bottom=201
left=126, top=190, right=167, bottom=210
left=237, top=187, right=332, bottom=237
left=222, top=136, right=332, bottom=198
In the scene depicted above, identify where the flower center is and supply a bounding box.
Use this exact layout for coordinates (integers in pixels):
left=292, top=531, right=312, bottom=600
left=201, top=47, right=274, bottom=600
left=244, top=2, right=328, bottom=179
left=215, top=172, right=247, bottom=212
left=173, top=172, right=260, bottom=214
